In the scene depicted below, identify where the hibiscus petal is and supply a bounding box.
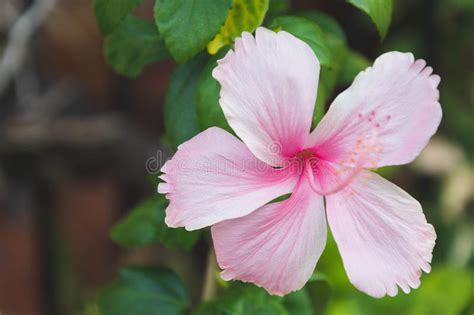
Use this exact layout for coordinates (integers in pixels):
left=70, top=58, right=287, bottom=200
left=211, top=165, right=327, bottom=295
left=308, top=159, right=362, bottom=196
left=326, top=170, right=436, bottom=297
left=213, top=27, right=320, bottom=166
left=308, top=51, right=441, bottom=168
left=158, top=127, right=298, bottom=230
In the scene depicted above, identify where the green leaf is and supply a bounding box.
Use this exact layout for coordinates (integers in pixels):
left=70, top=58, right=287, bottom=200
left=195, top=282, right=288, bottom=315
left=269, top=193, right=292, bottom=203
left=327, top=266, right=474, bottom=315
left=407, top=266, right=473, bottom=315
left=147, top=173, right=159, bottom=189
left=312, top=78, right=328, bottom=126
left=347, top=0, right=393, bottom=39
left=165, top=54, right=208, bottom=151
left=313, top=32, right=348, bottom=126
left=338, top=49, right=370, bottom=85
left=290, top=12, right=350, bottom=124
left=283, top=290, right=312, bottom=315
left=269, top=16, right=332, bottom=66
left=98, top=266, right=188, bottom=315
left=268, top=15, right=346, bottom=125
left=93, top=0, right=143, bottom=35
left=286, top=11, right=347, bottom=127
left=154, top=0, right=232, bottom=63
left=196, top=51, right=233, bottom=132
left=104, top=16, right=169, bottom=77
left=283, top=272, right=333, bottom=315
left=207, top=0, right=269, bottom=54
left=297, top=11, right=347, bottom=44
left=267, top=0, right=290, bottom=19
left=306, top=273, right=333, bottom=314
left=111, top=195, right=200, bottom=250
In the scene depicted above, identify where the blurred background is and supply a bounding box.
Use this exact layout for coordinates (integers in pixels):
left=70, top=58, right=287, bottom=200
left=0, top=0, right=472, bottom=315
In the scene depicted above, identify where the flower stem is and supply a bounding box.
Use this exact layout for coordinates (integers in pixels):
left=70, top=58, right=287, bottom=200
left=201, top=246, right=218, bottom=301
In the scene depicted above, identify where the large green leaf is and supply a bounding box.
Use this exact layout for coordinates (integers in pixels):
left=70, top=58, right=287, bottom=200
left=154, top=0, right=232, bottom=63
left=407, top=267, right=473, bottom=315
left=347, top=0, right=393, bottom=39
left=269, top=16, right=332, bottom=67
left=195, top=282, right=288, bottom=315
left=268, top=15, right=346, bottom=125
left=291, top=11, right=350, bottom=124
left=98, top=266, right=188, bottom=315
left=283, top=290, right=312, bottom=315
left=314, top=48, right=370, bottom=126
left=111, top=195, right=200, bottom=250
left=195, top=51, right=232, bottom=132
left=207, top=0, right=269, bottom=54
left=283, top=272, right=333, bottom=315
left=305, top=273, right=333, bottom=314
left=266, top=0, right=290, bottom=19
left=324, top=266, right=473, bottom=315
left=104, top=16, right=169, bottom=77
left=313, top=31, right=348, bottom=126
left=287, top=15, right=345, bottom=124
left=93, top=0, right=143, bottom=35
left=165, top=54, right=207, bottom=151
left=297, top=11, right=347, bottom=44
left=338, top=49, right=370, bottom=85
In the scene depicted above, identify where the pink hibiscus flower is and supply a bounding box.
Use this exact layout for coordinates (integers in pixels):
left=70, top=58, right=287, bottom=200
left=158, top=27, right=441, bottom=297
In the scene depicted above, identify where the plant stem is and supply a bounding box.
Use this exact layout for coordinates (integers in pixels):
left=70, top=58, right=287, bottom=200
left=201, top=246, right=218, bottom=301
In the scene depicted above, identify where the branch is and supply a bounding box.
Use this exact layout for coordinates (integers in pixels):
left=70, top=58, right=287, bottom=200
left=0, top=0, right=56, bottom=96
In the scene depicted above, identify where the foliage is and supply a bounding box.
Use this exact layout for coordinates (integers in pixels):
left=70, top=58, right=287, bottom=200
left=195, top=283, right=288, bottom=315
left=347, top=0, right=393, bottom=39
left=324, top=265, right=473, bottom=315
left=196, top=50, right=233, bottom=132
left=337, top=49, right=370, bottom=85
left=297, top=11, right=347, bottom=44
left=284, top=273, right=334, bottom=315
left=292, top=12, right=348, bottom=124
left=111, top=194, right=200, bottom=250
left=194, top=275, right=333, bottom=315
left=208, top=0, right=270, bottom=55
left=269, top=16, right=332, bottom=66
left=154, top=0, right=232, bottom=63
left=164, top=54, right=207, bottom=151
left=98, top=266, right=188, bottom=315
left=104, top=16, right=169, bottom=77
left=94, top=0, right=143, bottom=35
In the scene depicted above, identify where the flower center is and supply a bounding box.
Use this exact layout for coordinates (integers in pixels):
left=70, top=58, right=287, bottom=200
left=295, top=149, right=315, bottom=160
left=293, top=149, right=320, bottom=172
